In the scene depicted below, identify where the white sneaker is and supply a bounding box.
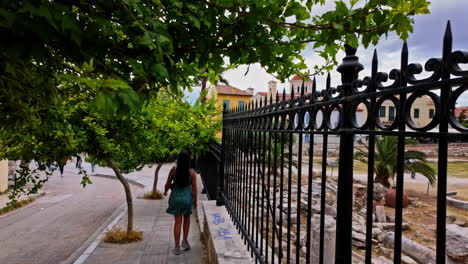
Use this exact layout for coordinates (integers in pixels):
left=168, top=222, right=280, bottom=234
left=181, top=240, right=191, bottom=251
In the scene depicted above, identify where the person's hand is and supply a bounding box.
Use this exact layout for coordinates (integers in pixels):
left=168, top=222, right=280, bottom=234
left=193, top=200, right=197, bottom=208
left=164, top=191, right=168, bottom=196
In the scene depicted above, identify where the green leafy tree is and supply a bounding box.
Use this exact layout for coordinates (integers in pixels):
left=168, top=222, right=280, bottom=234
left=144, top=92, right=220, bottom=195
left=0, top=87, right=89, bottom=202
left=56, top=72, right=152, bottom=233
left=354, top=136, right=436, bottom=188
left=0, top=62, right=219, bottom=234
left=0, top=68, right=147, bottom=233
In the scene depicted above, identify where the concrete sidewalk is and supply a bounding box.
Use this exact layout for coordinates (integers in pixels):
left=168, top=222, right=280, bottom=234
left=81, top=163, right=204, bottom=264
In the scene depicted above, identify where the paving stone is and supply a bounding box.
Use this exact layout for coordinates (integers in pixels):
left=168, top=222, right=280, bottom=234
left=144, top=245, right=170, bottom=255
left=83, top=163, right=203, bottom=264
left=140, top=254, right=167, bottom=264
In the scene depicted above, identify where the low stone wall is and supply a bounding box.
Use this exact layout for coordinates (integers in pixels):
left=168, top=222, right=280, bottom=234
left=447, top=194, right=468, bottom=210
left=407, top=143, right=468, bottom=158
left=202, top=201, right=255, bottom=264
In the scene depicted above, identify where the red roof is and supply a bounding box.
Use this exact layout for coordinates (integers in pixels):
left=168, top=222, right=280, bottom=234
left=455, top=106, right=468, bottom=117
left=216, top=85, right=253, bottom=96
left=256, top=92, right=268, bottom=96
left=291, top=74, right=311, bottom=81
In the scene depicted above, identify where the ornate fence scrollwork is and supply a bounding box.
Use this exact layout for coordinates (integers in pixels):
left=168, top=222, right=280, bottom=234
left=212, top=21, right=468, bottom=264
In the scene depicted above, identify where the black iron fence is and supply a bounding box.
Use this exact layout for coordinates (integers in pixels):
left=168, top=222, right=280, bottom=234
left=214, top=22, right=468, bottom=264
left=198, top=140, right=222, bottom=200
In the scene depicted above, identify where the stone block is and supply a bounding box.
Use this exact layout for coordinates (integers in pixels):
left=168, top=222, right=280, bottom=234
left=202, top=201, right=255, bottom=264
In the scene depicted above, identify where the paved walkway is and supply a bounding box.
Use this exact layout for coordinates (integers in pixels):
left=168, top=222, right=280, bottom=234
left=83, top=163, right=204, bottom=264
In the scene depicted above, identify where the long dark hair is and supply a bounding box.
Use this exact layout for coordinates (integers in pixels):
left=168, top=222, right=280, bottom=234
left=174, top=151, right=190, bottom=187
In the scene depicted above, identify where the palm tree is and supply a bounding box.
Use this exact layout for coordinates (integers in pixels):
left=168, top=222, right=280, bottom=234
left=354, top=136, right=436, bottom=188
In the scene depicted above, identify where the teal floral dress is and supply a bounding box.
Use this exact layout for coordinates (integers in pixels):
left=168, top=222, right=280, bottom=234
left=166, top=168, right=194, bottom=215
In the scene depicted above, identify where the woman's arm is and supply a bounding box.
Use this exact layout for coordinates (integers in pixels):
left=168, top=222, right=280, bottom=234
left=164, top=167, right=175, bottom=196
left=191, top=169, right=198, bottom=208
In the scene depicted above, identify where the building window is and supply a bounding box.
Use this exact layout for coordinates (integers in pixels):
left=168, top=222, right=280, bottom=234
left=297, top=86, right=300, bottom=93
left=389, top=106, right=395, bottom=121
left=429, top=109, right=435, bottom=118
left=223, top=100, right=230, bottom=110
left=238, top=101, right=245, bottom=110
left=379, top=106, right=386, bottom=117
left=414, top=108, right=420, bottom=119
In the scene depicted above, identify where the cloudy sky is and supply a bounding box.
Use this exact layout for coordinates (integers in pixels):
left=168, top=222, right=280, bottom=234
left=186, top=0, right=468, bottom=106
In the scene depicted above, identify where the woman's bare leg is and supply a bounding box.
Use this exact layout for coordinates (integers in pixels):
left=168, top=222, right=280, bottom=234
left=182, top=214, right=191, bottom=241
left=174, top=215, right=183, bottom=248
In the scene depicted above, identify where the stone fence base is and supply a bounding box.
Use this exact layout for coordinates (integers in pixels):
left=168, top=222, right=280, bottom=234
left=202, top=201, right=255, bottom=264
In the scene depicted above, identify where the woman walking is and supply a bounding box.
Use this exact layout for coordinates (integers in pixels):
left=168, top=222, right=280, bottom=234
left=164, top=151, right=198, bottom=255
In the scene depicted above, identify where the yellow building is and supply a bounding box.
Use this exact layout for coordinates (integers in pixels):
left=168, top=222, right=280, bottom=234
left=207, top=84, right=254, bottom=138
left=207, top=84, right=254, bottom=111
left=360, top=94, right=435, bottom=128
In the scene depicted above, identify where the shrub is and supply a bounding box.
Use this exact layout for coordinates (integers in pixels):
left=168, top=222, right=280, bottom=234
left=141, top=190, right=164, bottom=200
left=102, top=228, right=143, bottom=244
left=0, top=197, right=35, bottom=215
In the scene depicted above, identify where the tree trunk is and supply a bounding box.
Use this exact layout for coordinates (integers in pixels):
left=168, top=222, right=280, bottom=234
left=375, top=173, right=391, bottom=188
left=200, top=76, right=207, bottom=104
left=152, top=162, right=163, bottom=194
left=107, top=159, right=133, bottom=232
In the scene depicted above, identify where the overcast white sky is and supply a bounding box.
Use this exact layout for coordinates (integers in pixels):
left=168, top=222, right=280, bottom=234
left=186, top=0, right=468, bottom=106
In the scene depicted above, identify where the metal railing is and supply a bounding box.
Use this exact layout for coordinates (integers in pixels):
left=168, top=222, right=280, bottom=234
left=198, top=140, right=222, bottom=200
left=216, top=21, right=468, bottom=264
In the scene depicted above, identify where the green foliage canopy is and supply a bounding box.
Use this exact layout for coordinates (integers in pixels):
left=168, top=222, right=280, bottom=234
left=0, top=0, right=430, bottom=125
left=143, top=91, right=220, bottom=164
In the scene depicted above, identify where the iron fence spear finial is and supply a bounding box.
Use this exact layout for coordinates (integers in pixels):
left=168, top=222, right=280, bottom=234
left=337, top=44, right=363, bottom=95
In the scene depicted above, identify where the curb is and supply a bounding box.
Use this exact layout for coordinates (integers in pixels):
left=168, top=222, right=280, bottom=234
left=31, top=191, right=47, bottom=200
left=91, top=173, right=146, bottom=188
left=447, top=196, right=468, bottom=210
left=194, top=174, right=209, bottom=239
left=63, top=203, right=126, bottom=264
left=67, top=173, right=147, bottom=264
left=0, top=191, right=47, bottom=220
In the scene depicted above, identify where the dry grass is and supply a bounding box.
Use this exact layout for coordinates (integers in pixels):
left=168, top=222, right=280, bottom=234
left=102, top=228, right=143, bottom=244
left=140, top=190, right=164, bottom=200
left=0, top=197, right=35, bottom=216
left=428, top=161, right=468, bottom=179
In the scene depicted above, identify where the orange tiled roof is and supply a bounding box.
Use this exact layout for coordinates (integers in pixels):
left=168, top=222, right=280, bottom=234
left=216, top=85, right=253, bottom=96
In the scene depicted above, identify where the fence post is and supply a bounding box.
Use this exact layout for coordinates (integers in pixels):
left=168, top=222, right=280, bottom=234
left=335, top=44, right=363, bottom=263
left=217, top=103, right=228, bottom=206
